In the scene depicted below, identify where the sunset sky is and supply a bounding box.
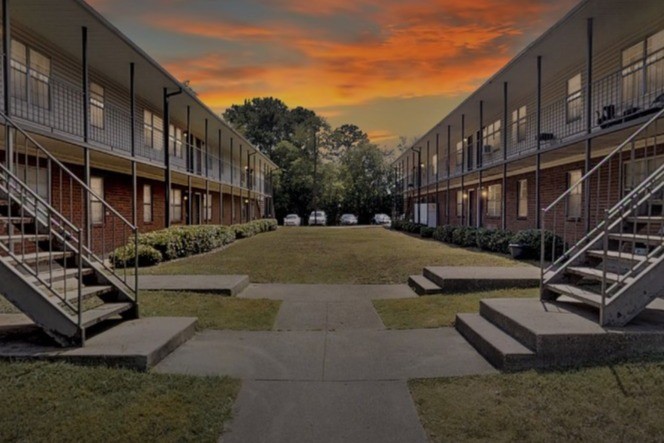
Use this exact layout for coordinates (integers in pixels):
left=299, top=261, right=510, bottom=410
left=88, top=0, right=579, bottom=148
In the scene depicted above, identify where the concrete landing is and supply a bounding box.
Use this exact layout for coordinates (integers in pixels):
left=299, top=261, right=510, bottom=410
left=0, top=314, right=196, bottom=371
left=139, top=274, right=249, bottom=296
left=457, top=297, right=664, bottom=371
left=423, top=266, right=540, bottom=293
left=239, top=284, right=416, bottom=301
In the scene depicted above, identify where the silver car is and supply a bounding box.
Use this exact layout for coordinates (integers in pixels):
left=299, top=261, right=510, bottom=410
left=308, top=211, right=327, bottom=226
left=283, top=214, right=301, bottom=226
left=372, top=213, right=392, bottom=226
left=340, top=214, right=358, bottom=225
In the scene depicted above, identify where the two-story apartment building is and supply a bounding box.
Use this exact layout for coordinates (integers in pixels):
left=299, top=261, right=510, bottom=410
left=396, top=0, right=664, bottom=326
left=0, top=0, right=276, bottom=345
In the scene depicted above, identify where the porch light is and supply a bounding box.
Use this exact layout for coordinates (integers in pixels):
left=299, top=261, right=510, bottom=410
left=463, top=193, right=468, bottom=200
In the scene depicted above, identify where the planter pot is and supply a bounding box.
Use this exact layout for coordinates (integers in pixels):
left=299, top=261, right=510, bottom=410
left=509, top=243, right=527, bottom=260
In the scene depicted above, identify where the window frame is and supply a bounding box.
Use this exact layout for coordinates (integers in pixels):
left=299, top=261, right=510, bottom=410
left=170, top=188, right=182, bottom=223
left=511, top=106, right=527, bottom=144
left=90, top=81, right=105, bottom=129
left=456, top=190, right=463, bottom=218
left=90, top=176, right=104, bottom=225
left=486, top=184, right=502, bottom=218
left=482, top=119, right=502, bottom=153
left=143, top=184, right=153, bottom=224
left=566, top=169, right=583, bottom=220
left=10, top=39, right=51, bottom=110
left=566, top=74, right=583, bottom=123
left=517, top=179, right=528, bottom=219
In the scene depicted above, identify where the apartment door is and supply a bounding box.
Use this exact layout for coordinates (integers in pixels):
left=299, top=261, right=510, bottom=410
left=467, top=190, right=476, bottom=227
left=192, top=193, right=202, bottom=225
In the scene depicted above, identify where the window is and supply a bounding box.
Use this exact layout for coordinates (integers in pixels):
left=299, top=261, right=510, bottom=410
left=567, top=170, right=583, bottom=219
left=482, top=120, right=502, bottom=153
left=432, top=154, right=438, bottom=176
left=90, top=82, right=105, bottom=129
left=566, top=74, right=583, bottom=123
left=169, top=124, right=184, bottom=158
left=170, top=188, right=182, bottom=222
left=11, top=39, right=51, bottom=109
left=624, top=156, right=664, bottom=192
left=455, top=141, right=463, bottom=170
left=517, top=179, right=528, bottom=218
left=143, top=110, right=164, bottom=150
left=143, top=184, right=153, bottom=223
left=511, top=106, right=527, bottom=144
left=203, top=193, right=213, bottom=221
left=16, top=164, right=49, bottom=202
left=456, top=190, right=463, bottom=217
left=647, top=30, right=664, bottom=97
left=487, top=184, right=502, bottom=218
left=90, top=177, right=104, bottom=225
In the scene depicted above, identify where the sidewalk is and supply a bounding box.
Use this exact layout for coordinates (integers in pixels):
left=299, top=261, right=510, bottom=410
left=154, top=284, right=497, bottom=443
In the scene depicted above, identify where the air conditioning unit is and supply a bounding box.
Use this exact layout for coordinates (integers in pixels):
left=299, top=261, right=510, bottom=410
left=483, top=145, right=493, bottom=154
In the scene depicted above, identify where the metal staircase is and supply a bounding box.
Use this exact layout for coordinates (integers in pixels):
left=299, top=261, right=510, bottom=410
left=541, top=108, right=664, bottom=326
left=0, top=112, right=139, bottom=346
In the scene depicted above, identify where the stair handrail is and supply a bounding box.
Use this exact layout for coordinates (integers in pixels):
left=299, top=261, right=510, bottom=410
left=0, top=111, right=139, bottom=299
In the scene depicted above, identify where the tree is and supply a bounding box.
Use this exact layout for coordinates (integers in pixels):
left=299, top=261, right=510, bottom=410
left=326, top=124, right=370, bottom=159
left=223, top=97, right=290, bottom=156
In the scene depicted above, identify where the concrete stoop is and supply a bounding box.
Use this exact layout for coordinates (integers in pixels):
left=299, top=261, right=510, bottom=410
left=0, top=314, right=197, bottom=371
left=455, top=297, right=664, bottom=371
left=139, top=275, right=250, bottom=296
left=408, top=266, right=540, bottom=296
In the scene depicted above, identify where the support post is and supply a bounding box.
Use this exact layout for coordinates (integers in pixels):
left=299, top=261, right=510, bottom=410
left=129, top=63, right=137, bottom=227
left=584, top=18, right=594, bottom=233
left=536, top=56, right=542, bottom=229
left=163, top=87, right=182, bottom=227
left=3, top=0, right=11, bottom=173
left=230, top=137, right=235, bottom=223
left=435, top=132, right=440, bottom=226
left=502, top=82, right=508, bottom=230
left=219, top=129, right=223, bottom=224
left=446, top=125, right=451, bottom=225
left=239, top=144, right=243, bottom=223
left=461, top=114, right=465, bottom=226
left=82, top=27, right=89, bottom=143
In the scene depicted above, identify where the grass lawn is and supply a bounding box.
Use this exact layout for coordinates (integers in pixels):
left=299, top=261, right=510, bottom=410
left=140, top=227, right=520, bottom=284
left=410, top=360, right=664, bottom=442
left=140, top=291, right=281, bottom=330
left=0, top=361, right=239, bottom=442
left=374, top=288, right=539, bottom=329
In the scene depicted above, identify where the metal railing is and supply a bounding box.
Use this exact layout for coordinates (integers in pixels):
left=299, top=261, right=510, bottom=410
left=540, top=107, right=664, bottom=296
left=0, top=110, right=139, bottom=299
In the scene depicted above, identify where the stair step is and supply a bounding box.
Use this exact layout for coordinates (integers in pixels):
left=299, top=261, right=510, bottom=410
left=625, top=216, right=664, bottom=224
left=0, top=216, right=35, bottom=224
left=567, top=266, right=634, bottom=285
left=26, top=267, right=94, bottom=285
left=609, top=233, right=664, bottom=245
left=0, top=234, right=50, bottom=243
left=408, top=275, right=442, bottom=295
left=3, top=251, right=74, bottom=265
left=587, top=249, right=654, bottom=263
left=456, top=313, right=536, bottom=371
left=546, top=283, right=603, bottom=308
left=55, top=285, right=114, bottom=303
left=78, top=302, right=133, bottom=329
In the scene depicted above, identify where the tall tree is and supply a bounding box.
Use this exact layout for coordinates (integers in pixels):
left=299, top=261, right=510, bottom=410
left=223, top=97, right=290, bottom=156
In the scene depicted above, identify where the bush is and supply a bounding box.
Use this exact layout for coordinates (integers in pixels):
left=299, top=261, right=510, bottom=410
left=110, top=244, right=162, bottom=268
left=433, top=225, right=455, bottom=243
left=510, top=229, right=564, bottom=259
left=111, top=219, right=277, bottom=268
left=487, top=229, right=513, bottom=254
left=420, top=226, right=435, bottom=238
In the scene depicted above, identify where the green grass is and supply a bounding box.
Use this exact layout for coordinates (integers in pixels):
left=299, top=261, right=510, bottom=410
left=140, top=227, right=520, bottom=284
left=410, top=360, right=664, bottom=442
left=140, top=291, right=281, bottom=330
left=0, top=361, right=239, bottom=442
left=374, top=288, right=539, bottom=329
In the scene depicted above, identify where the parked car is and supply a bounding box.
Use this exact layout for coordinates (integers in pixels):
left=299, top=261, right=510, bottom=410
left=340, top=213, right=358, bottom=225
left=372, top=213, right=392, bottom=226
left=308, top=211, right=327, bottom=226
left=283, top=214, right=301, bottom=226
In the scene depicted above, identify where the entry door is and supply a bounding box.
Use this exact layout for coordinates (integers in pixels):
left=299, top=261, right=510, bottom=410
left=192, top=193, right=202, bottom=225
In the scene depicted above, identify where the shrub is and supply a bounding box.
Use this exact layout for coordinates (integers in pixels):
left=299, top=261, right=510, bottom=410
left=488, top=230, right=513, bottom=254
left=475, top=228, right=494, bottom=251
left=420, top=226, right=435, bottom=238
left=110, top=244, right=162, bottom=268
left=510, top=229, right=564, bottom=259
left=433, top=225, right=455, bottom=243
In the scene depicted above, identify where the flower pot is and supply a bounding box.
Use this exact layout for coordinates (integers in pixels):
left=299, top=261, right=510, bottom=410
left=509, top=243, right=527, bottom=259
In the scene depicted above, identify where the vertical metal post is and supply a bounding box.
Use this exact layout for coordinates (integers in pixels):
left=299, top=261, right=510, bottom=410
left=219, top=129, right=223, bottom=224
left=479, top=100, right=484, bottom=169
left=82, top=27, right=89, bottom=143
left=230, top=137, right=235, bottom=223
left=2, top=0, right=11, bottom=173
left=83, top=148, right=91, bottom=249
left=186, top=106, right=191, bottom=173
left=312, top=130, right=318, bottom=224
left=435, top=132, right=440, bottom=226
left=461, top=114, right=465, bottom=226
left=502, top=82, right=508, bottom=230
left=446, top=125, right=451, bottom=225
left=129, top=63, right=137, bottom=228
left=163, top=88, right=171, bottom=227
left=205, top=118, right=209, bottom=178
left=239, top=144, right=243, bottom=223
left=584, top=18, right=594, bottom=234
left=426, top=141, right=430, bottom=226
left=536, top=56, right=542, bottom=229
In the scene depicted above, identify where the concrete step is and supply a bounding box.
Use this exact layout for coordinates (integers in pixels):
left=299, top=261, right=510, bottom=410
left=566, top=266, right=634, bottom=285
left=456, top=313, right=536, bottom=371
left=0, top=216, right=35, bottom=225
left=26, top=267, right=94, bottom=285
left=0, top=234, right=50, bottom=243
left=3, top=251, right=74, bottom=265
left=78, top=302, right=134, bottom=329
left=586, top=249, right=655, bottom=264
left=609, top=233, right=664, bottom=245
left=625, top=216, right=664, bottom=224
left=546, top=283, right=603, bottom=308
left=56, top=285, right=114, bottom=303
left=479, top=299, right=539, bottom=350
left=407, top=275, right=442, bottom=295
left=423, top=266, right=540, bottom=293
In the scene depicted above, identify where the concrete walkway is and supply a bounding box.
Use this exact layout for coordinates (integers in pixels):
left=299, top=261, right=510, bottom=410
left=154, top=284, right=497, bottom=443
left=139, top=274, right=249, bottom=296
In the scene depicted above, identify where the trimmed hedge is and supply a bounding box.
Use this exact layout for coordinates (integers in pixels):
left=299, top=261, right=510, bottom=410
left=395, top=221, right=561, bottom=260
left=111, top=219, right=277, bottom=268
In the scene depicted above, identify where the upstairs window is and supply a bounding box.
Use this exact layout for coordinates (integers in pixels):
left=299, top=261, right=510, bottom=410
left=622, top=29, right=664, bottom=107
left=169, top=124, right=184, bottom=158
left=622, top=41, right=644, bottom=107
left=482, top=119, right=502, bottom=153
left=455, top=141, right=463, bottom=170
left=566, top=74, right=583, bottom=123
left=647, top=30, right=664, bottom=97
left=511, top=106, right=527, bottom=144
left=90, top=82, right=105, bottom=129
left=144, top=110, right=164, bottom=151
left=11, top=40, right=51, bottom=109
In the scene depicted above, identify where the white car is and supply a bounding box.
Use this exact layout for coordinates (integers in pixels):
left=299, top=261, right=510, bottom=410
left=283, top=214, right=301, bottom=226
left=372, top=213, right=392, bottom=227
left=340, top=214, right=358, bottom=225
left=308, top=211, right=327, bottom=226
